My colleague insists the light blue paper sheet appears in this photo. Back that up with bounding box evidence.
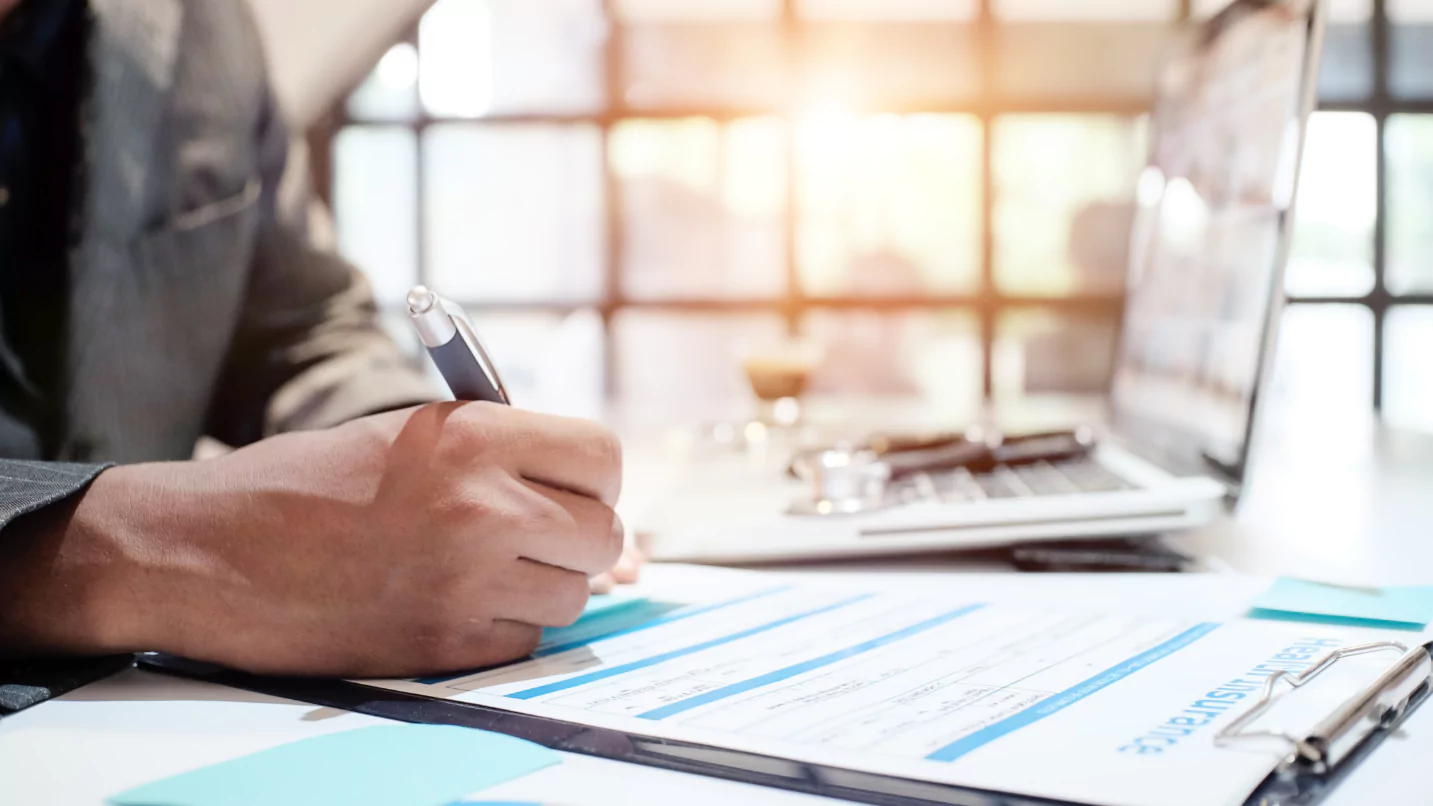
[580,593,649,620]
[109,724,560,806]
[1247,577,1433,630]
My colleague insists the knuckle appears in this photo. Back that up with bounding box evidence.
[433,477,500,534]
[424,562,477,605]
[450,408,497,452]
[550,575,591,627]
[447,402,517,456]
[409,619,477,671]
[509,483,571,537]
[456,399,508,424]
[445,471,548,536]
[511,623,543,658]
[472,623,541,667]
[585,427,624,502]
[593,428,623,475]
[594,508,624,567]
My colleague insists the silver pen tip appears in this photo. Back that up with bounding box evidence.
[407,285,436,314]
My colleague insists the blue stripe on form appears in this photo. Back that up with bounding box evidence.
[416,586,791,686]
[535,586,790,659]
[925,622,1221,762]
[637,603,988,720]
[506,593,876,701]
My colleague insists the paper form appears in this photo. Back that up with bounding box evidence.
[365,580,1412,806]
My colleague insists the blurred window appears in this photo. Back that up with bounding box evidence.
[328,0,1429,425]
[332,127,418,305]
[799,0,975,19]
[613,117,787,299]
[1286,112,1377,297]
[1386,115,1433,295]
[804,310,983,415]
[995,0,1176,21]
[993,115,1144,296]
[618,0,785,110]
[1390,0,1433,99]
[803,22,981,108]
[617,0,779,19]
[423,124,604,303]
[614,312,787,421]
[1385,306,1433,432]
[346,43,419,122]
[994,311,1118,401]
[418,0,605,117]
[1265,305,1374,429]
[797,114,982,297]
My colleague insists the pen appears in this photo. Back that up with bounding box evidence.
[406,285,510,404]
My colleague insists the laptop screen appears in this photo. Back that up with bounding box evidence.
[1109,0,1325,481]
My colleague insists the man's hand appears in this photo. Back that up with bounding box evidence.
[0,403,624,678]
[589,546,644,594]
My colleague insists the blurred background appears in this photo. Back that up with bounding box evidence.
[250,0,1433,431]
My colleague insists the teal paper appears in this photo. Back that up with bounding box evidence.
[581,593,649,620]
[109,725,560,806]
[534,596,681,658]
[1248,577,1433,630]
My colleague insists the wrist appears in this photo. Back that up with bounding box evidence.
[0,463,197,658]
[59,465,164,654]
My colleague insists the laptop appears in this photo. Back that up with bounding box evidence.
[641,0,1328,565]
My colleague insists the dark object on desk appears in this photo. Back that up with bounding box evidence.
[866,432,968,455]
[881,438,992,480]
[1007,536,1192,573]
[882,428,1097,481]
[991,429,1097,468]
[789,428,1096,482]
[782,428,1137,524]
[0,654,133,716]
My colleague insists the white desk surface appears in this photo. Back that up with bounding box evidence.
[4,399,1432,805]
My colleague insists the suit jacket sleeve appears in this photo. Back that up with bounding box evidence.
[204,87,438,447]
[0,461,108,533]
[0,460,115,704]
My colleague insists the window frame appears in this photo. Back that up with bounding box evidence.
[311,0,1432,408]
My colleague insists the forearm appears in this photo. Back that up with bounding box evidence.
[0,467,174,659]
[3,403,626,679]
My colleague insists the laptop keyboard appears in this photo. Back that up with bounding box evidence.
[885,458,1137,506]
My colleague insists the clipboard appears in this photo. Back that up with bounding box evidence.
[138,638,1433,806]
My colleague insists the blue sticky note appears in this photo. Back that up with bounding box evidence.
[1248,577,1433,630]
[417,595,673,686]
[581,593,649,621]
[109,725,560,806]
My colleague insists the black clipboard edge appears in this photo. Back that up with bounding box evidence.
[136,653,1083,806]
[136,652,1418,806]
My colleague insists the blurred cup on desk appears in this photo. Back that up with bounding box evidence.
[741,339,824,429]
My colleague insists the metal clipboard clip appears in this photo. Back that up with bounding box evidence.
[1215,641,1433,775]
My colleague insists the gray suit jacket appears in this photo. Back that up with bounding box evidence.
[0,0,437,706]
[0,0,435,532]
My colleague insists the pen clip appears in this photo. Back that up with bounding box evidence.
[440,297,511,406]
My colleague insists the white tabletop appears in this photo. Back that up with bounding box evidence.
[4,567,1431,806]
[4,398,1432,805]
